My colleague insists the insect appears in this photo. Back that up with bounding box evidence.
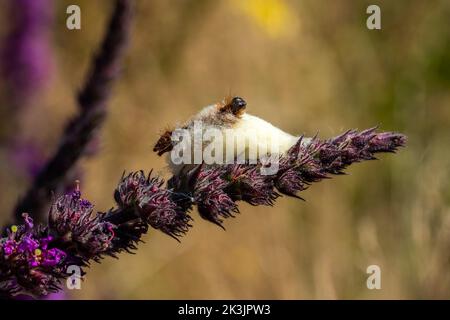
[154,96,310,175]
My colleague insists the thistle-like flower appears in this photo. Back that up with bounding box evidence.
[49,185,115,261]
[114,171,192,240]
[225,164,280,206]
[192,166,239,227]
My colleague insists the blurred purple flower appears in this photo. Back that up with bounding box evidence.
[8,140,47,178]
[43,290,66,300]
[13,0,133,224]
[3,0,54,185]
[2,0,54,106]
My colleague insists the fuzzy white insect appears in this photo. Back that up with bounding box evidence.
[154,96,310,175]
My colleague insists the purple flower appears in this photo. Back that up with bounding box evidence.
[225,164,279,206]
[275,167,308,199]
[115,171,192,240]
[192,167,239,227]
[0,214,67,296]
[2,0,54,106]
[41,248,67,267]
[3,240,16,257]
[8,141,47,178]
[17,235,39,256]
[49,187,115,259]
[114,171,149,207]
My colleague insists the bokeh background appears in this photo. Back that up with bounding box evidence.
[1,0,450,299]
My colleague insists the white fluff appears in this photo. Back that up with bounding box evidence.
[232,113,302,158]
[166,104,309,175]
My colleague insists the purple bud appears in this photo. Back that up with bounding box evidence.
[275,168,307,199]
[193,167,239,227]
[225,164,279,206]
[114,171,192,239]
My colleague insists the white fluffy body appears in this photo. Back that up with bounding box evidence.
[167,103,309,175]
[233,113,302,157]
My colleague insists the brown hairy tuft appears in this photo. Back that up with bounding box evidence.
[153,129,174,156]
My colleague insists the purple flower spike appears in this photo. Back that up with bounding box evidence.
[1,127,406,298]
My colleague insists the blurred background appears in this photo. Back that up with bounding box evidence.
[1,0,450,299]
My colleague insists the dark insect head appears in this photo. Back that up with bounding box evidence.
[219,96,247,117]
